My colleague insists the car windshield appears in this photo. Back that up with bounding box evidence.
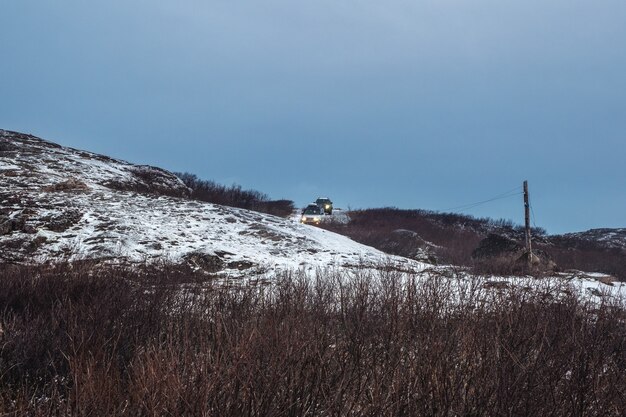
[304,207,320,214]
[317,199,330,205]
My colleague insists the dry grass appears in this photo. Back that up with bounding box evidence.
[320,208,626,280]
[175,172,295,218]
[1,262,626,416]
[541,242,626,281]
[42,179,89,193]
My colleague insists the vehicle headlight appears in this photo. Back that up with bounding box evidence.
[325,204,330,209]
[314,217,320,221]
[301,216,306,222]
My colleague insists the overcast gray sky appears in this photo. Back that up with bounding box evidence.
[1,0,625,233]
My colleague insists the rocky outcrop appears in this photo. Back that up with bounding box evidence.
[44,210,83,233]
[1,129,190,200]
[0,129,425,277]
[472,234,524,259]
[101,166,191,198]
[377,229,439,264]
[183,252,226,273]
[473,234,557,274]
[0,215,36,235]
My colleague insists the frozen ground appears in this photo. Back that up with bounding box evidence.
[1,129,624,299]
[0,130,426,278]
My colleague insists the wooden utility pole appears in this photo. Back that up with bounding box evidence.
[523,180,532,269]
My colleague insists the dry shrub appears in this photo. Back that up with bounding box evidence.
[321,208,485,265]
[42,179,89,192]
[175,172,294,217]
[543,242,626,281]
[1,263,626,416]
[101,166,190,199]
[321,208,624,281]
[0,170,19,177]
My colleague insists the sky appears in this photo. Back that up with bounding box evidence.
[1,0,625,234]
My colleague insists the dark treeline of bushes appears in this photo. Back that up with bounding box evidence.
[320,208,526,266]
[175,172,294,217]
[2,262,626,416]
[344,208,546,238]
[543,239,626,282]
[321,208,625,280]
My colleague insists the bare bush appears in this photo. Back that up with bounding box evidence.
[1,263,626,416]
[101,166,190,198]
[542,243,626,281]
[320,208,485,265]
[321,208,624,280]
[42,179,89,192]
[175,172,294,217]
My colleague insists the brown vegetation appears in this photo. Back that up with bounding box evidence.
[102,167,190,198]
[320,208,625,280]
[175,172,294,218]
[42,179,89,193]
[320,208,500,266]
[541,241,626,282]
[1,262,626,416]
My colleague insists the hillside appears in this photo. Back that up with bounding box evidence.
[0,130,423,277]
[554,228,626,251]
[2,128,623,282]
[319,208,626,280]
[3,129,626,417]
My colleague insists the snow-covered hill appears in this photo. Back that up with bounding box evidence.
[0,130,425,277]
[555,229,626,251]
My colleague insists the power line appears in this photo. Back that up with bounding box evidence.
[439,186,523,213]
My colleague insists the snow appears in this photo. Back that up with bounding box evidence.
[0,162,20,170]
[561,228,626,250]
[1,129,623,300]
[291,208,350,225]
[0,130,427,277]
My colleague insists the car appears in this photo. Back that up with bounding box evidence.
[301,204,323,224]
[315,197,333,215]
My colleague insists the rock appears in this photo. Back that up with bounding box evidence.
[0,215,26,235]
[377,229,439,264]
[23,225,37,234]
[472,234,524,259]
[227,260,255,270]
[46,210,83,232]
[473,234,557,274]
[0,216,12,235]
[26,236,47,253]
[184,252,225,273]
[101,166,191,198]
